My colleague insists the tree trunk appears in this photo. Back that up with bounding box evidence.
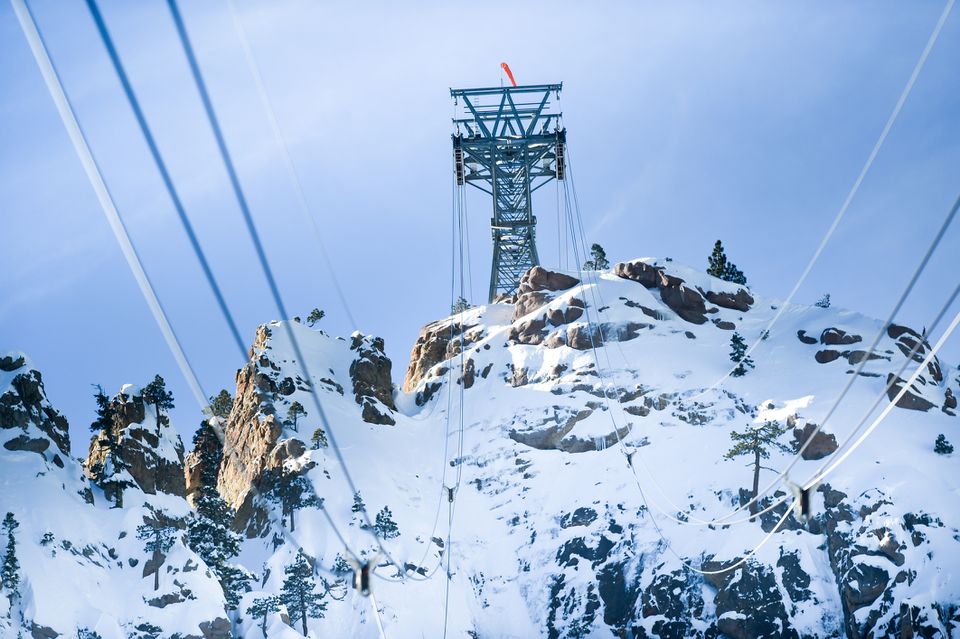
[300,593,307,636]
[290,505,296,533]
[750,448,761,515]
[155,403,162,443]
[261,610,267,638]
[153,549,161,591]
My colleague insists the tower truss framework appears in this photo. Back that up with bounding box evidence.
[451,83,565,302]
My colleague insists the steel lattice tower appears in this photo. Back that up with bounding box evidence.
[451,83,565,302]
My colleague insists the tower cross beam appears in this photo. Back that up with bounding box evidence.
[451,82,565,302]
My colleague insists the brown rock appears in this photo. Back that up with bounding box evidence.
[792,423,838,460]
[349,334,397,424]
[797,330,817,345]
[886,374,935,412]
[704,288,754,312]
[614,261,667,288]
[659,285,708,324]
[516,266,579,294]
[820,327,861,346]
[403,319,477,392]
[815,350,841,364]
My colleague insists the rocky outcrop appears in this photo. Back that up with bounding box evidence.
[403,319,479,392]
[792,422,838,460]
[216,325,285,534]
[885,373,936,412]
[513,266,579,321]
[85,389,186,497]
[349,333,396,425]
[703,288,754,312]
[0,353,70,468]
[615,260,710,324]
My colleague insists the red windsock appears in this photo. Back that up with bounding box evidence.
[501,62,518,87]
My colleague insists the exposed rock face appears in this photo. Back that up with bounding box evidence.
[792,422,838,460]
[349,333,396,425]
[513,266,579,320]
[85,389,186,497]
[615,260,710,324]
[0,353,70,468]
[403,318,478,392]
[702,560,799,639]
[704,288,754,312]
[885,374,936,412]
[820,327,862,346]
[216,324,285,534]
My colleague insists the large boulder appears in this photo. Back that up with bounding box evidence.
[792,422,838,460]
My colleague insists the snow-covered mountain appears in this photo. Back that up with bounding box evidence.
[2,258,959,638]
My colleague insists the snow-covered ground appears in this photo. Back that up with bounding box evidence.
[2,257,958,638]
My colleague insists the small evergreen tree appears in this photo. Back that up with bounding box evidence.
[582,243,610,271]
[208,390,234,420]
[1,513,20,607]
[935,434,954,455]
[268,468,321,533]
[707,240,747,285]
[142,374,175,439]
[306,308,325,326]
[331,554,350,577]
[374,506,400,539]
[729,332,755,377]
[89,385,134,508]
[77,630,103,639]
[310,428,328,449]
[815,294,831,309]
[285,401,306,432]
[246,595,280,638]
[191,420,224,490]
[281,551,327,635]
[136,515,179,591]
[724,421,790,514]
[351,491,367,527]
[451,296,471,314]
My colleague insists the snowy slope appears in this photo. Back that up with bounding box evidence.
[3,256,960,638]
[0,353,229,639]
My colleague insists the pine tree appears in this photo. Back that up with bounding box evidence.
[77,630,102,639]
[815,293,831,309]
[142,374,175,440]
[374,506,400,539]
[707,240,748,285]
[268,468,322,533]
[136,515,179,591]
[246,595,280,638]
[310,427,328,449]
[208,390,234,420]
[280,551,327,636]
[1,513,20,607]
[935,434,954,455]
[582,243,610,271]
[89,386,133,508]
[331,554,350,577]
[351,491,367,527]
[285,401,306,432]
[451,296,471,314]
[724,421,791,514]
[191,421,224,490]
[729,332,755,377]
[306,308,325,326]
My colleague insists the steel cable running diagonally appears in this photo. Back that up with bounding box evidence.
[163,0,445,584]
[79,0,375,569]
[554,172,800,575]
[558,163,960,574]
[565,151,960,528]
[677,0,953,407]
[12,0,366,595]
[562,138,960,527]
[225,0,358,330]
[558,0,955,522]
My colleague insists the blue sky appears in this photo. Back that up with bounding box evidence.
[2,0,958,455]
